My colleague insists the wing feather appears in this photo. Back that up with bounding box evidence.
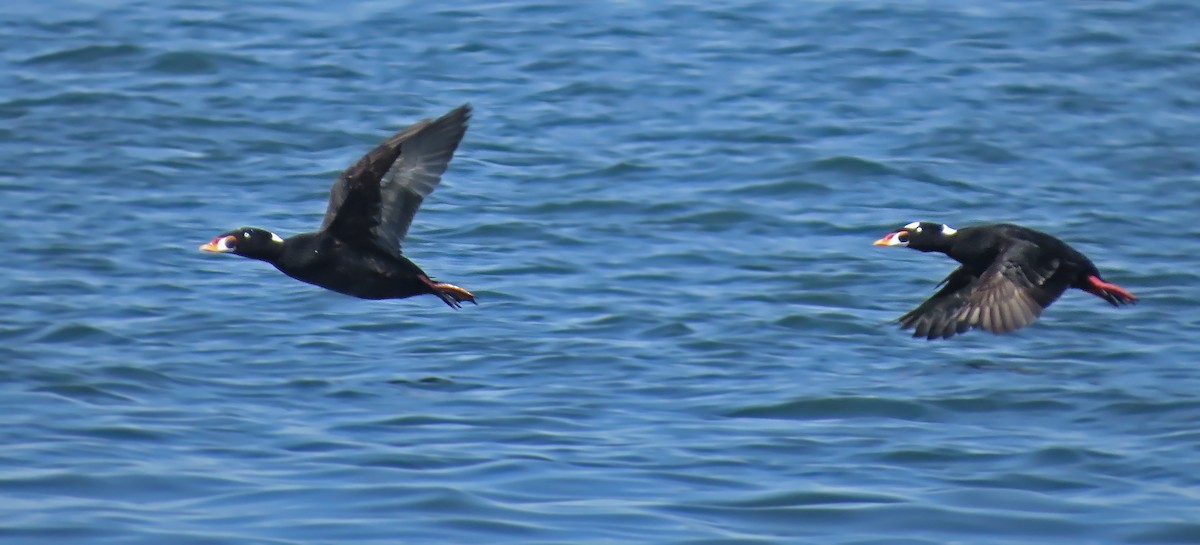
[896,241,1072,339]
[320,104,471,253]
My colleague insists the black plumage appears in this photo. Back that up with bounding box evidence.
[874,222,1135,339]
[200,104,476,308]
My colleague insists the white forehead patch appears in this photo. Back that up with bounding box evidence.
[271,233,284,244]
[941,224,958,236]
[904,221,921,230]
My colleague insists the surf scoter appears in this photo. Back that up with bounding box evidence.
[874,221,1135,339]
[200,104,476,308]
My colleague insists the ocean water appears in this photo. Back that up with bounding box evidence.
[3,1,1200,543]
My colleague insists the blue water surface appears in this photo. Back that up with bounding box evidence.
[3,1,1200,544]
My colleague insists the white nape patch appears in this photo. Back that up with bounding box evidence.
[270,233,284,244]
[904,221,921,230]
[941,224,958,236]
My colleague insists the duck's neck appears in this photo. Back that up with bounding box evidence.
[912,235,958,256]
[245,239,287,264]
[942,230,994,266]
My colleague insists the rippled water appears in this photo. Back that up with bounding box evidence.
[3,1,1200,543]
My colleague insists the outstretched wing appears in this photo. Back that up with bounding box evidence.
[897,241,1069,339]
[320,104,471,253]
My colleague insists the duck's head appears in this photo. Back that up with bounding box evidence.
[200,227,284,260]
[873,221,958,252]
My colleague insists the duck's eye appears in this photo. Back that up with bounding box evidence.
[897,232,910,243]
[243,231,252,239]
